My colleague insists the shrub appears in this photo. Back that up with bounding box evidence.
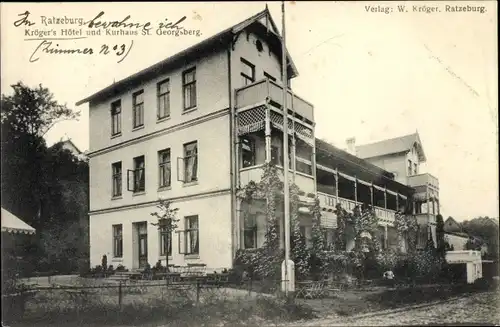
[472,277,491,291]
[101,255,107,272]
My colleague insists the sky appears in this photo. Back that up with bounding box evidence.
[1,1,498,221]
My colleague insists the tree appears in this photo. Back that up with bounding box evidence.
[150,198,180,269]
[1,82,85,275]
[1,82,81,229]
[1,82,79,137]
[435,214,446,259]
[462,217,499,259]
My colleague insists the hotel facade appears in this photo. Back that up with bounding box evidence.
[78,9,440,271]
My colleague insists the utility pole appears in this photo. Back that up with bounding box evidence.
[281,0,293,297]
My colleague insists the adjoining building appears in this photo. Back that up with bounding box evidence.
[77,8,440,271]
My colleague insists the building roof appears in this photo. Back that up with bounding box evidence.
[355,132,427,163]
[58,139,82,155]
[444,216,461,226]
[1,207,36,235]
[76,7,298,106]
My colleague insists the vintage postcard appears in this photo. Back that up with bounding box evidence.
[1,1,498,326]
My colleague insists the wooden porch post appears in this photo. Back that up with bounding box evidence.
[384,186,387,209]
[384,225,388,249]
[370,183,374,206]
[265,104,271,163]
[354,177,358,204]
[335,168,339,203]
[396,193,399,212]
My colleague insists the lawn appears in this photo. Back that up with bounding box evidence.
[5,276,498,326]
[6,276,312,327]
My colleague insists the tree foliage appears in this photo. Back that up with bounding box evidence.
[1,82,86,275]
[1,82,79,137]
[150,198,180,269]
[435,214,446,259]
[461,217,499,259]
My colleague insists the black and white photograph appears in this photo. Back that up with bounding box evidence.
[1,1,498,326]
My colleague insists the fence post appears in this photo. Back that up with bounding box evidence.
[248,277,252,296]
[118,281,122,310]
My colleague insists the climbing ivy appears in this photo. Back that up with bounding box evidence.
[394,211,418,254]
[235,162,322,280]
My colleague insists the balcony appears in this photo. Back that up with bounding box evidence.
[235,79,314,122]
[408,173,439,190]
[317,192,396,224]
[239,165,315,195]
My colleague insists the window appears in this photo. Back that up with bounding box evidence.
[241,136,255,168]
[113,224,123,258]
[243,214,257,249]
[159,218,172,256]
[158,149,171,188]
[111,100,122,136]
[183,141,198,183]
[112,162,122,197]
[296,157,313,175]
[133,156,145,192]
[264,72,276,82]
[182,68,197,110]
[185,216,199,255]
[133,91,144,128]
[407,160,412,176]
[241,58,255,86]
[157,79,170,119]
[413,163,418,175]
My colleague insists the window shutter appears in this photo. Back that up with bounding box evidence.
[177,230,186,254]
[177,157,185,182]
[127,170,135,191]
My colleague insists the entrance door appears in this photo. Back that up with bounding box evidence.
[137,222,148,269]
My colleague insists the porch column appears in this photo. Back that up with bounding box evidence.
[370,183,374,206]
[311,127,317,195]
[437,199,440,215]
[335,169,339,203]
[426,186,430,217]
[354,177,358,204]
[384,187,387,209]
[384,225,388,249]
[265,105,271,162]
[396,193,399,211]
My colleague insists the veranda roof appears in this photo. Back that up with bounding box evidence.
[1,207,36,235]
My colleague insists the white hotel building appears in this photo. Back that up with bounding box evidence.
[78,9,440,271]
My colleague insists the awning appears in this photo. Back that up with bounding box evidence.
[1,207,36,235]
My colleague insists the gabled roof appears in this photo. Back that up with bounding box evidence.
[76,7,298,106]
[57,139,82,155]
[355,132,427,162]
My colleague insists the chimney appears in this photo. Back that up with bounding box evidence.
[346,137,356,155]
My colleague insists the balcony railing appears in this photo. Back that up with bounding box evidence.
[317,192,396,223]
[408,173,439,189]
[235,79,314,122]
[239,165,315,195]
